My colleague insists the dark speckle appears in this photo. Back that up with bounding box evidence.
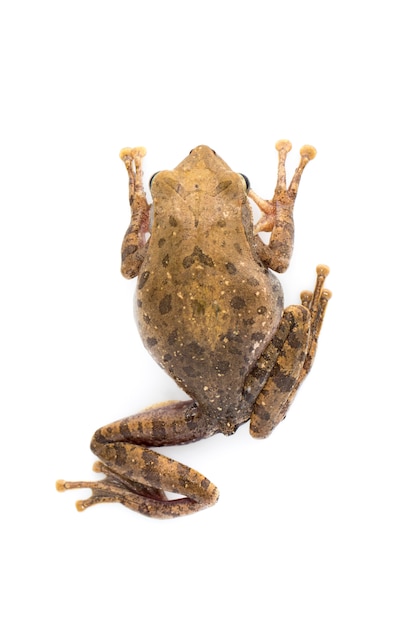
[162,253,170,267]
[169,215,178,227]
[257,306,267,315]
[216,361,230,374]
[183,255,194,269]
[183,365,198,377]
[225,262,237,275]
[115,445,128,467]
[122,244,138,261]
[231,296,246,310]
[147,337,158,348]
[138,271,150,289]
[253,404,271,422]
[159,294,172,315]
[186,341,205,357]
[168,329,178,345]
[183,246,214,269]
[251,332,266,342]
[251,366,266,380]
[158,238,166,248]
[151,421,167,443]
[196,247,214,267]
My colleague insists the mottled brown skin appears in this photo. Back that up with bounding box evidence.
[57,140,331,518]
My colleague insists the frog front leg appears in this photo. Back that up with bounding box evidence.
[119,146,151,278]
[56,401,220,518]
[250,140,317,273]
[246,265,331,439]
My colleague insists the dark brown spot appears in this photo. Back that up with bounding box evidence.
[158,238,166,248]
[257,306,267,315]
[217,218,226,228]
[214,180,232,194]
[151,421,167,443]
[168,329,178,345]
[243,389,255,404]
[183,365,198,377]
[273,372,297,393]
[169,215,178,227]
[253,404,271,422]
[247,277,260,286]
[183,246,214,269]
[137,299,142,308]
[231,296,246,310]
[92,429,107,446]
[250,365,266,380]
[225,262,237,274]
[196,247,214,267]
[138,271,150,289]
[201,478,210,490]
[162,253,170,267]
[159,294,172,315]
[122,244,138,261]
[115,444,128,466]
[234,242,243,255]
[251,332,266,342]
[183,255,194,269]
[163,353,172,362]
[119,420,132,440]
[186,341,205,357]
[216,361,230,374]
[147,337,158,347]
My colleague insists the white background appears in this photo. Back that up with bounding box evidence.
[1,1,416,624]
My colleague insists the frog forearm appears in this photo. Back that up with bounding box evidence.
[119,147,151,278]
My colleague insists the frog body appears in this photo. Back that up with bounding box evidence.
[57,140,331,518]
[137,146,283,433]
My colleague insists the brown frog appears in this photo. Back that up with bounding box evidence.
[57,140,331,518]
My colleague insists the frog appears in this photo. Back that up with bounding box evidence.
[57,139,331,519]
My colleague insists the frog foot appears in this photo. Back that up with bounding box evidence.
[56,461,168,512]
[299,264,332,377]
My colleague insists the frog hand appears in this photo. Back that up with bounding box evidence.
[250,140,316,273]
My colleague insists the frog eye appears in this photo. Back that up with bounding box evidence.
[239,173,250,190]
[149,172,160,187]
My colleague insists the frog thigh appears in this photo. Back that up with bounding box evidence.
[249,305,310,439]
[57,400,219,519]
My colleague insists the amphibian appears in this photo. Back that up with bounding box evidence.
[57,140,331,518]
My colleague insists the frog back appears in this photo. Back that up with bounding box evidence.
[135,196,283,417]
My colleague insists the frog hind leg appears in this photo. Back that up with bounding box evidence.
[248,265,332,439]
[56,400,220,519]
